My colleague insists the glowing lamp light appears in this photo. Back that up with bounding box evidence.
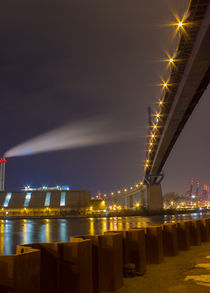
[135,184,139,188]
[130,186,133,190]
[111,192,114,196]
[124,188,127,192]
[117,190,121,194]
[156,113,160,118]
[148,149,152,153]
[178,21,183,28]
[163,83,167,88]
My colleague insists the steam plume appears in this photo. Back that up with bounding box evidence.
[4,116,139,158]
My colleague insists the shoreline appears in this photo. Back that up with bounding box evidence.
[0,209,209,220]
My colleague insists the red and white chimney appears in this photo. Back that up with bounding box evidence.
[0,158,6,191]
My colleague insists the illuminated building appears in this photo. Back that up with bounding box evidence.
[0,189,91,217]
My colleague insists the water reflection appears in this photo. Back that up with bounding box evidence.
[0,221,4,254]
[89,218,94,235]
[45,219,50,243]
[0,212,209,255]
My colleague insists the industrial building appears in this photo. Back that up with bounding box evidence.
[0,158,92,217]
[0,189,91,217]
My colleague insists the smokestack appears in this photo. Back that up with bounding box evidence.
[0,158,6,191]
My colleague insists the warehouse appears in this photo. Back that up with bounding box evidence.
[0,188,91,217]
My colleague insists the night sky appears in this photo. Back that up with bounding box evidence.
[1,0,210,196]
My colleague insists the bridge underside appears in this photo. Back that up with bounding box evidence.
[148,1,210,182]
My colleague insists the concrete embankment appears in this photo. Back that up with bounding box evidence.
[0,217,209,292]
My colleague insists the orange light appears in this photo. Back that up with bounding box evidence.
[178,21,183,28]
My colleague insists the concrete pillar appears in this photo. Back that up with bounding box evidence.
[128,195,133,208]
[146,184,163,211]
[140,189,145,207]
[123,198,127,209]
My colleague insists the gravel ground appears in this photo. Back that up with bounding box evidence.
[109,242,210,293]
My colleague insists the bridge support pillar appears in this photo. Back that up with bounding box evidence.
[128,195,133,208]
[146,184,163,211]
[140,189,145,206]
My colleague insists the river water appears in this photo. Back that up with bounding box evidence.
[0,212,209,255]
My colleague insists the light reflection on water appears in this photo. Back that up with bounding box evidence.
[0,212,209,255]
